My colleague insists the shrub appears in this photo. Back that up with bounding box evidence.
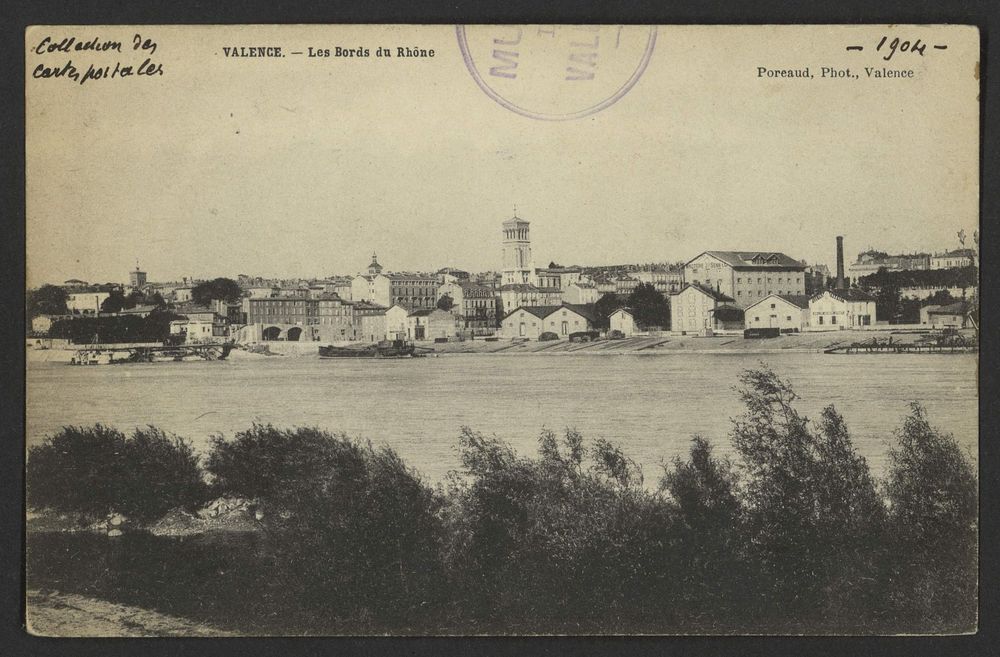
[27,425,206,522]
[118,427,207,521]
[27,425,126,520]
[445,427,676,633]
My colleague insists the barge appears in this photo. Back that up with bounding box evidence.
[319,339,418,359]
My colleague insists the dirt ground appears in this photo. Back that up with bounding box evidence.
[25,589,236,637]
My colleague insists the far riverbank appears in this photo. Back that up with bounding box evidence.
[26,328,962,363]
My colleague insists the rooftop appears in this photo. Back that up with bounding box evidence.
[691,251,805,270]
[678,283,736,303]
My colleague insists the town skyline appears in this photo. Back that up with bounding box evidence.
[27,215,977,288]
[27,26,977,289]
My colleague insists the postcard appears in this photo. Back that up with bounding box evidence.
[25,24,979,636]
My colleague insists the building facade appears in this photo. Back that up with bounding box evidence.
[438,281,499,335]
[129,267,147,290]
[499,283,563,316]
[670,283,738,334]
[744,294,811,332]
[67,291,111,314]
[500,304,595,340]
[684,251,806,308]
[563,281,600,305]
[808,289,876,328]
[930,249,975,270]
[633,268,684,295]
[609,308,638,336]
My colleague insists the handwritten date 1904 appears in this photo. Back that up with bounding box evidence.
[876,36,929,61]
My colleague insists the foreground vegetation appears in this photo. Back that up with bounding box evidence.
[26,367,977,635]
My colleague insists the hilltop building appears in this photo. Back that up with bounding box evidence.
[930,249,975,270]
[129,265,147,290]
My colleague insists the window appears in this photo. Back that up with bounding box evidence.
[770,303,775,309]
[786,316,792,321]
[832,316,837,325]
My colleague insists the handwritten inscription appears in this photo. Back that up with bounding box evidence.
[844,35,949,61]
[30,33,164,85]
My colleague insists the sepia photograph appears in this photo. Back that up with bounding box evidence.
[23,24,980,637]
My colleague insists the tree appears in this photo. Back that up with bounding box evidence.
[26,425,206,522]
[593,293,625,329]
[437,294,455,311]
[730,366,885,623]
[125,289,145,309]
[100,289,127,314]
[626,282,671,329]
[882,403,978,631]
[192,277,242,305]
[875,281,901,322]
[925,289,957,306]
[27,284,68,317]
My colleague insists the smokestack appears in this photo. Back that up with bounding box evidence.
[835,236,845,289]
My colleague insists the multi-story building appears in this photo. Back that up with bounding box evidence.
[930,249,975,270]
[245,294,390,342]
[563,281,600,305]
[633,268,684,295]
[67,291,111,315]
[848,250,932,278]
[350,253,438,311]
[684,251,806,309]
[614,274,639,295]
[499,283,563,316]
[670,283,740,334]
[437,281,498,335]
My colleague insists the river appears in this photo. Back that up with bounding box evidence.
[26,352,978,483]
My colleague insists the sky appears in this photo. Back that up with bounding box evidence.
[26,25,979,287]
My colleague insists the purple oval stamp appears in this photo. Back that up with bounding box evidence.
[456,25,657,121]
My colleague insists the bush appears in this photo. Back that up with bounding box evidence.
[27,425,206,522]
[444,427,676,633]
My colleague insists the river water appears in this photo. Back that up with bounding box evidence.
[26,352,978,484]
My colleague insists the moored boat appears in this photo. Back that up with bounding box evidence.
[319,339,417,359]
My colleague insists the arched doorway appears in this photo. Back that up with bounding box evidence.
[286,326,303,342]
[262,326,281,341]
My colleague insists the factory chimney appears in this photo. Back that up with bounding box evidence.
[835,235,846,289]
